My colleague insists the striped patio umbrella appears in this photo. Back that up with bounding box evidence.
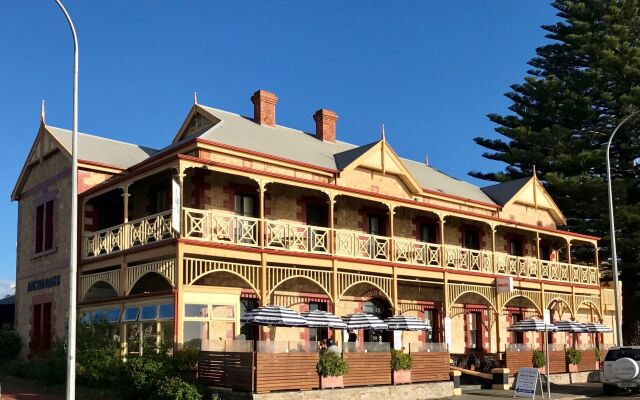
[554,320,588,333]
[341,313,388,330]
[240,305,308,327]
[581,322,613,333]
[301,310,347,329]
[507,318,557,332]
[384,315,432,331]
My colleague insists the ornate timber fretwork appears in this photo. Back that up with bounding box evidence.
[497,289,543,315]
[337,271,393,306]
[544,292,574,319]
[574,293,602,319]
[183,257,261,298]
[398,302,427,315]
[79,269,120,301]
[448,283,498,312]
[267,265,333,301]
[127,259,176,294]
[271,293,331,308]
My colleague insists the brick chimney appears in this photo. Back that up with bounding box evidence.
[251,90,278,127]
[313,109,338,143]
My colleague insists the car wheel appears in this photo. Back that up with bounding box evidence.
[602,384,617,395]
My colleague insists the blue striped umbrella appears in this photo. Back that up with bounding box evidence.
[384,315,432,331]
[301,310,347,329]
[341,313,388,330]
[241,305,308,327]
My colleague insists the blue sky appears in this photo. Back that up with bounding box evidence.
[0,1,559,291]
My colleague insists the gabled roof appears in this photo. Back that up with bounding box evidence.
[47,125,158,169]
[0,295,15,305]
[12,124,158,201]
[483,176,566,225]
[182,104,497,204]
[481,177,531,205]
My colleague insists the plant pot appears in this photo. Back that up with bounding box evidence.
[568,363,578,373]
[392,369,412,385]
[320,375,344,389]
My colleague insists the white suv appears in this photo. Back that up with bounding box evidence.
[601,346,640,395]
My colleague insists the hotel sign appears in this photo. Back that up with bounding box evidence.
[496,276,514,294]
[172,178,181,234]
[27,275,60,292]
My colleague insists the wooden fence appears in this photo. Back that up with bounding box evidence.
[547,350,566,374]
[576,349,597,372]
[255,353,319,393]
[505,351,533,376]
[411,352,451,382]
[343,352,392,387]
[199,351,254,391]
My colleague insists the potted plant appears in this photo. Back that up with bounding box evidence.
[532,349,546,374]
[565,347,582,373]
[391,349,413,385]
[317,351,348,389]
[595,347,602,370]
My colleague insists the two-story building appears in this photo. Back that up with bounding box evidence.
[12,90,617,357]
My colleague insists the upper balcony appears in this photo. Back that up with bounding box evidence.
[80,168,599,287]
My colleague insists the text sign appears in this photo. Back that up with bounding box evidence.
[444,317,452,348]
[496,276,514,294]
[514,367,540,398]
[27,275,60,292]
[543,309,551,325]
[172,178,181,234]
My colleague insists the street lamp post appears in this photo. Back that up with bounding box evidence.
[606,109,640,347]
[52,1,79,399]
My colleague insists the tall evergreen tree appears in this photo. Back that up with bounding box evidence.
[471,0,640,339]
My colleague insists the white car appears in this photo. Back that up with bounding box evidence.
[600,346,640,395]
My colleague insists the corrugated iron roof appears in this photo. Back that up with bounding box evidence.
[481,177,531,205]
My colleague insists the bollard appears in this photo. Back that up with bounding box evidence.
[492,368,510,390]
[450,370,462,396]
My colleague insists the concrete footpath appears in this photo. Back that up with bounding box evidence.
[441,383,635,399]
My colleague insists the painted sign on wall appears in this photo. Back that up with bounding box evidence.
[27,275,60,292]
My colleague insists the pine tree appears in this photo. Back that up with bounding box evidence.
[471,0,640,338]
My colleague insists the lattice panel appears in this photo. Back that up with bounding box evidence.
[80,269,120,300]
[544,292,574,318]
[574,294,602,317]
[337,271,393,306]
[183,258,261,297]
[128,259,175,293]
[498,289,542,314]
[267,265,333,300]
[448,283,497,311]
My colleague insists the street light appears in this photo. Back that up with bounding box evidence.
[606,109,640,347]
[52,1,79,399]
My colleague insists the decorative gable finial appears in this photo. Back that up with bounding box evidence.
[532,164,538,209]
[532,164,537,180]
[381,124,386,142]
[381,124,386,175]
[193,91,198,105]
[40,99,45,123]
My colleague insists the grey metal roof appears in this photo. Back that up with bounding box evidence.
[47,125,158,170]
[481,177,531,205]
[0,295,15,305]
[196,105,497,205]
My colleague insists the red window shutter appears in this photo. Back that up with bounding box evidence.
[44,201,54,250]
[35,205,44,253]
[31,304,42,353]
[42,303,52,350]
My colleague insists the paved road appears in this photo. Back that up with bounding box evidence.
[443,383,637,400]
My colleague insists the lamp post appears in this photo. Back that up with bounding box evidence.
[52,1,78,399]
[606,109,640,347]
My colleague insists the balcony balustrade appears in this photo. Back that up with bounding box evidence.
[81,208,599,286]
[83,211,174,259]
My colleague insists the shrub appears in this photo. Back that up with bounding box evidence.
[75,322,123,387]
[565,347,582,366]
[15,342,67,385]
[316,351,348,377]
[532,349,546,368]
[0,328,21,362]
[390,349,413,371]
[595,347,602,362]
[154,376,202,400]
[122,356,170,398]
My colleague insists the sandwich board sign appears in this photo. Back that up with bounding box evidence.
[514,367,544,398]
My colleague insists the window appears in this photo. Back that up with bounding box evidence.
[35,200,55,253]
[234,193,255,217]
[240,298,258,341]
[463,228,480,250]
[512,313,524,344]
[309,302,328,343]
[468,312,480,350]
[509,238,524,257]
[140,305,158,321]
[540,244,551,261]
[306,204,327,227]
[185,304,208,318]
[363,300,389,343]
[158,304,174,319]
[424,308,440,343]
[122,307,140,322]
[420,223,437,243]
[155,189,168,213]
[368,215,382,235]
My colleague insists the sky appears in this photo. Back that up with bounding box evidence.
[0,1,560,290]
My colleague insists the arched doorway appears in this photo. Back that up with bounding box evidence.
[363,298,392,343]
